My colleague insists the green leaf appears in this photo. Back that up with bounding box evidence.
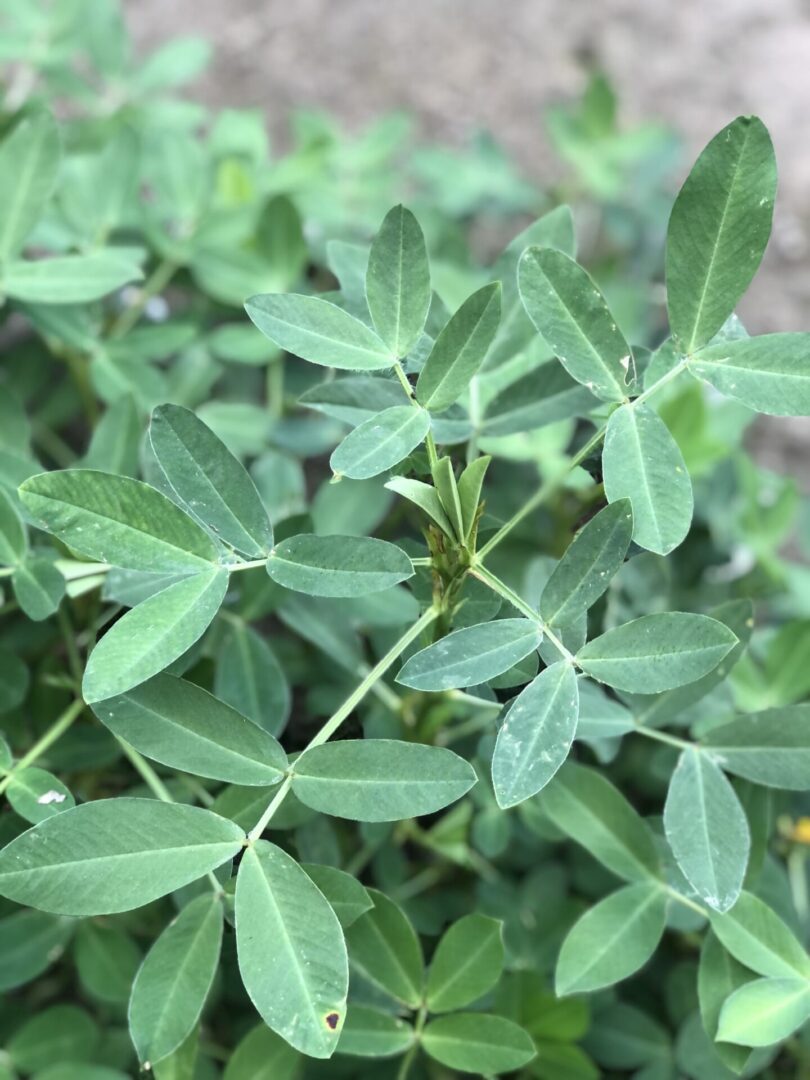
[75,921,141,1005]
[129,893,224,1065]
[245,293,391,370]
[235,840,348,1058]
[422,1013,536,1074]
[215,622,290,737]
[431,455,465,540]
[698,931,756,1073]
[93,674,287,785]
[397,618,543,691]
[336,1006,414,1058]
[7,1005,98,1074]
[19,470,219,574]
[664,749,749,913]
[0,109,60,260]
[576,612,737,693]
[366,205,431,358]
[330,405,430,480]
[690,333,810,417]
[717,977,810,1047]
[456,454,491,541]
[666,116,776,353]
[576,677,636,739]
[82,568,228,703]
[0,909,74,992]
[0,650,28,713]
[518,247,632,401]
[345,889,423,1007]
[426,913,504,1013]
[4,253,143,303]
[384,476,454,536]
[292,739,476,821]
[540,500,633,626]
[602,404,693,555]
[710,892,810,979]
[492,661,579,808]
[701,705,810,789]
[223,1024,302,1080]
[0,798,243,916]
[416,282,502,412]
[555,882,667,994]
[149,405,274,558]
[6,766,74,824]
[537,761,660,882]
[0,487,26,564]
[266,534,412,597]
[301,864,373,928]
[12,556,64,621]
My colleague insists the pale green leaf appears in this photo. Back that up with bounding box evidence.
[336,1006,414,1058]
[366,204,431,358]
[214,622,291,737]
[4,252,142,303]
[536,761,660,882]
[0,798,243,916]
[82,568,228,703]
[603,403,693,555]
[292,739,476,821]
[266,534,413,597]
[150,404,274,557]
[701,705,810,790]
[301,864,373,928]
[235,841,348,1058]
[245,293,391,370]
[6,766,74,824]
[666,116,776,353]
[426,913,504,1013]
[384,476,455,536]
[422,1013,536,1074]
[663,749,750,912]
[0,109,60,260]
[556,882,667,994]
[710,892,810,979]
[19,470,219,574]
[492,661,579,808]
[431,455,465,540]
[540,500,633,626]
[698,931,756,1074]
[416,282,502,412]
[397,618,543,692]
[92,673,287,784]
[129,893,223,1065]
[518,246,631,401]
[12,556,64,621]
[330,405,430,479]
[691,332,810,417]
[576,612,737,693]
[717,977,810,1047]
[345,889,423,1007]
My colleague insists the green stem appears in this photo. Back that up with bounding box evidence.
[664,883,708,918]
[117,739,174,802]
[58,605,84,687]
[471,564,575,664]
[229,558,270,572]
[0,699,84,796]
[397,1004,428,1080]
[633,725,692,751]
[248,605,439,841]
[109,258,178,339]
[266,356,285,420]
[393,360,439,466]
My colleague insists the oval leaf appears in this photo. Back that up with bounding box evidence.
[426,913,504,1014]
[0,799,243,916]
[422,1013,536,1074]
[701,705,810,790]
[397,618,543,692]
[603,404,693,556]
[576,612,737,693]
[717,976,810,1047]
[366,204,431,358]
[492,661,579,809]
[292,739,476,821]
[345,889,423,1008]
[330,405,430,480]
[267,534,413,598]
[235,841,348,1058]
[709,892,810,980]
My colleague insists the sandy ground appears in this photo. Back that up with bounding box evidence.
[127,0,810,469]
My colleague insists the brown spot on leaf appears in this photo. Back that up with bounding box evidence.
[325,1012,339,1030]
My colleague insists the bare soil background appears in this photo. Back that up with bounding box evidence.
[127,0,810,473]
